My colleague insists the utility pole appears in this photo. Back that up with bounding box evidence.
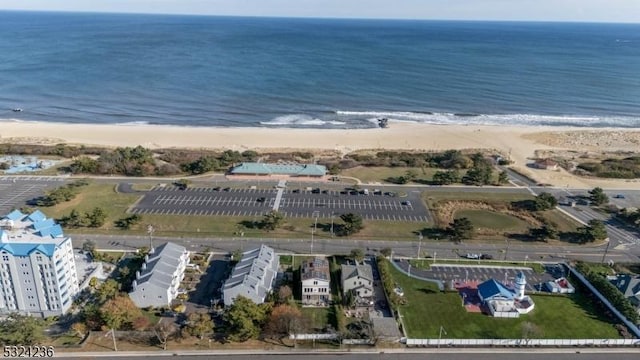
[147,224,155,250]
[311,211,319,254]
[601,239,611,264]
[330,212,334,237]
[504,238,510,261]
[417,233,423,258]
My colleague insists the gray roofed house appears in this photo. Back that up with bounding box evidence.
[610,274,640,307]
[223,245,279,306]
[341,263,374,301]
[129,242,190,308]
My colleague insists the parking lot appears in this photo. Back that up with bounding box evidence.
[415,263,554,292]
[130,185,431,222]
[0,177,64,214]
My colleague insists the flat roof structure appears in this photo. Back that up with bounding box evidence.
[230,162,327,177]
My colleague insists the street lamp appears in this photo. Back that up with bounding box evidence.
[417,233,423,258]
[311,211,320,254]
[147,224,155,250]
[330,212,335,238]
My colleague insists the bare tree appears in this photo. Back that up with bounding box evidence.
[154,322,178,350]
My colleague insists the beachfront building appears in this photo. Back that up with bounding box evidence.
[129,242,190,308]
[301,257,330,306]
[341,263,374,305]
[609,274,640,307]
[0,210,79,317]
[532,158,559,170]
[223,245,279,306]
[477,272,535,318]
[229,162,327,178]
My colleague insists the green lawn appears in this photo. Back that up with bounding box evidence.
[41,182,140,225]
[340,166,439,184]
[455,209,529,231]
[539,209,581,233]
[301,307,332,331]
[386,259,620,339]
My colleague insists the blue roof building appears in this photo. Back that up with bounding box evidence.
[477,279,515,302]
[0,210,80,317]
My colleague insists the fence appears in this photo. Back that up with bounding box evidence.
[406,338,640,347]
[289,334,338,340]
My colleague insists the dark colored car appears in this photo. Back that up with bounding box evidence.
[480,254,494,260]
[256,197,266,202]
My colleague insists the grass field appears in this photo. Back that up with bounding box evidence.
[454,209,529,231]
[42,182,140,226]
[340,166,439,184]
[301,307,332,331]
[423,191,534,208]
[386,259,621,339]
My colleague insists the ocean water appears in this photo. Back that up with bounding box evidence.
[0,11,639,128]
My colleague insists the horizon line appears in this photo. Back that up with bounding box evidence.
[1,9,639,25]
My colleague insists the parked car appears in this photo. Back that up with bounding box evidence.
[401,200,411,206]
[465,253,480,259]
[256,197,266,202]
[480,254,494,260]
[613,194,625,199]
[311,188,321,194]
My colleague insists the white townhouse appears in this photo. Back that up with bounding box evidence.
[223,245,279,306]
[301,257,330,306]
[341,263,374,301]
[0,210,79,317]
[129,242,190,308]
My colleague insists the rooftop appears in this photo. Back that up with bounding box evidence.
[135,242,188,289]
[231,162,327,176]
[301,257,330,281]
[0,210,68,257]
[341,263,373,284]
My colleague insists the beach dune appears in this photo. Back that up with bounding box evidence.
[0,120,638,189]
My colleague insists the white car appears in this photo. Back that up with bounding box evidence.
[466,253,480,259]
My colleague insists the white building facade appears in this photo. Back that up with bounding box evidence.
[129,242,190,308]
[341,264,374,301]
[223,245,279,306]
[301,257,330,306]
[0,210,79,317]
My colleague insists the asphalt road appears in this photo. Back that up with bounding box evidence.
[74,233,640,264]
[53,351,640,360]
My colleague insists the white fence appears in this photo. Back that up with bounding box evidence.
[289,334,338,340]
[406,338,640,347]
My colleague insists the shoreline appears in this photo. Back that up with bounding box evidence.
[1,120,639,189]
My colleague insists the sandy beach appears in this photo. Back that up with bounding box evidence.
[1,120,639,189]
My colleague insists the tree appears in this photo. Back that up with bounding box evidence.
[82,239,96,253]
[186,312,214,339]
[0,313,46,345]
[338,213,364,236]
[277,285,293,304]
[261,210,284,231]
[405,169,418,181]
[60,209,86,228]
[498,170,509,185]
[223,296,269,342]
[154,322,178,350]
[88,277,99,291]
[380,247,392,257]
[528,224,558,242]
[432,170,460,185]
[264,304,306,342]
[583,219,608,242]
[100,295,142,331]
[132,316,151,331]
[349,248,365,263]
[115,214,142,229]
[534,192,558,211]
[589,187,609,206]
[95,279,121,303]
[118,266,130,280]
[86,207,107,228]
[448,217,474,242]
[71,322,88,338]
